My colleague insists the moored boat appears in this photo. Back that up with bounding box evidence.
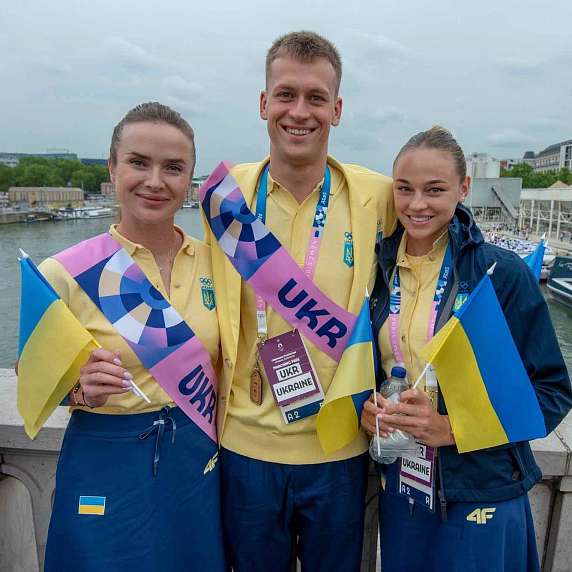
[547,256,572,308]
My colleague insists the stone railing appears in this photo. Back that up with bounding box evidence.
[1,368,571,572]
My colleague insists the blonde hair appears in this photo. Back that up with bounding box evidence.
[266,31,342,93]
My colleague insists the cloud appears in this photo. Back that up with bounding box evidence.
[347,29,417,60]
[162,75,202,97]
[487,129,536,147]
[164,95,204,116]
[366,108,406,126]
[33,56,72,75]
[497,57,542,76]
[337,129,383,152]
[526,116,563,129]
[102,36,165,72]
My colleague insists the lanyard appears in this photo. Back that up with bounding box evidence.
[388,242,452,364]
[254,164,332,336]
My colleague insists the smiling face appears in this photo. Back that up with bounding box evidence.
[393,147,470,255]
[260,56,342,168]
[109,121,194,233]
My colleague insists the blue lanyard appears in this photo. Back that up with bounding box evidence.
[389,242,452,332]
[255,164,331,232]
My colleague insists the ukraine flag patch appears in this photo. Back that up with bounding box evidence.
[78,496,106,515]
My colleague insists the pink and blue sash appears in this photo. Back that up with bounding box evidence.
[200,162,357,362]
[54,233,218,442]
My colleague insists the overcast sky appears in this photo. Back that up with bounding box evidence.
[1,0,571,176]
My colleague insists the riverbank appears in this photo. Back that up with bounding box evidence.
[1,211,571,370]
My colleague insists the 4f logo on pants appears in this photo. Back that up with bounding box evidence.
[466,507,496,524]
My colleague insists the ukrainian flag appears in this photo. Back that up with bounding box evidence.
[18,252,98,439]
[420,269,546,453]
[78,496,106,515]
[317,297,375,454]
[523,237,545,282]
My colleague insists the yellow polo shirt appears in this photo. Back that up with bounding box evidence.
[39,224,220,414]
[378,232,449,386]
[221,165,372,463]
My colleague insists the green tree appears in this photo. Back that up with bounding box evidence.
[554,168,572,185]
[0,164,15,193]
[500,162,567,188]
[70,170,97,193]
[52,159,83,185]
[17,164,55,187]
[47,171,66,187]
[17,156,50,168]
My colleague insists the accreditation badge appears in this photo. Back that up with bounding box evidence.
[398,443,436,512]
[258,330,324,424]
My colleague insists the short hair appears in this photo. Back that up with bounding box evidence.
[266,31,342,93]
[393,126,467,181]
[109,102,196,167]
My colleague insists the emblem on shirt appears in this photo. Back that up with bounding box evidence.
[200,277,216,311]
[203,451,219,475]
[453,293,469,312]
[343,231,354,268]
[78,496,106,516]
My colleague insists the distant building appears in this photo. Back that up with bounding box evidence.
[8,187,83,208]
[523,151,536,168]
[0,152,78,167]
[522,140,572,173]
[499,158,520,171]
[467,178,522,223]
[81,158,108,166]
[100,182,115,197]
[466,153,501,179]
[519,184,572,238]
[186,183,199,203]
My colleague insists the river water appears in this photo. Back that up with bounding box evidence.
[1,212,571,373]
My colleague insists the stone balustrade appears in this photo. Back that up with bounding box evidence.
[1,368,571,572]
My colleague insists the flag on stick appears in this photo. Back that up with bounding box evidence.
[420,268,546,453]
[17,252,98,438]
[316,296,375,454]
[523,235,546,282]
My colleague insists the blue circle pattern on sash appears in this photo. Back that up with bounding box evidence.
[97,250,193,356]
[203,173,281,281]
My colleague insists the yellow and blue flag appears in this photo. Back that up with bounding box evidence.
[78,496,106,515]
[523,238,545,282]
[17,252,98,439]
[316,297,376,454]
[420,269,546,453]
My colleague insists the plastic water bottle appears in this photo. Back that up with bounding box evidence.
[369,365,419,464]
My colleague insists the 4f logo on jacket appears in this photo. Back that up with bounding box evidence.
[466,507,496,524]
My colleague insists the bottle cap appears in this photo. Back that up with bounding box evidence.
[390,365,407,379]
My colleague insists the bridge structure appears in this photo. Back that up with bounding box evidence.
[519,187,572,240]
[1,370,572,571]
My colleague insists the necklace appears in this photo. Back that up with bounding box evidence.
[156,231,182,272]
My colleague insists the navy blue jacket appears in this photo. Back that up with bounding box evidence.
[370,204,572,504]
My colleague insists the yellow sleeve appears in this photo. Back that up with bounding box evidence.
[377,176,396,239]
[38,257,74,306]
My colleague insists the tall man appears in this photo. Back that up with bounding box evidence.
[204,31,394,571]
